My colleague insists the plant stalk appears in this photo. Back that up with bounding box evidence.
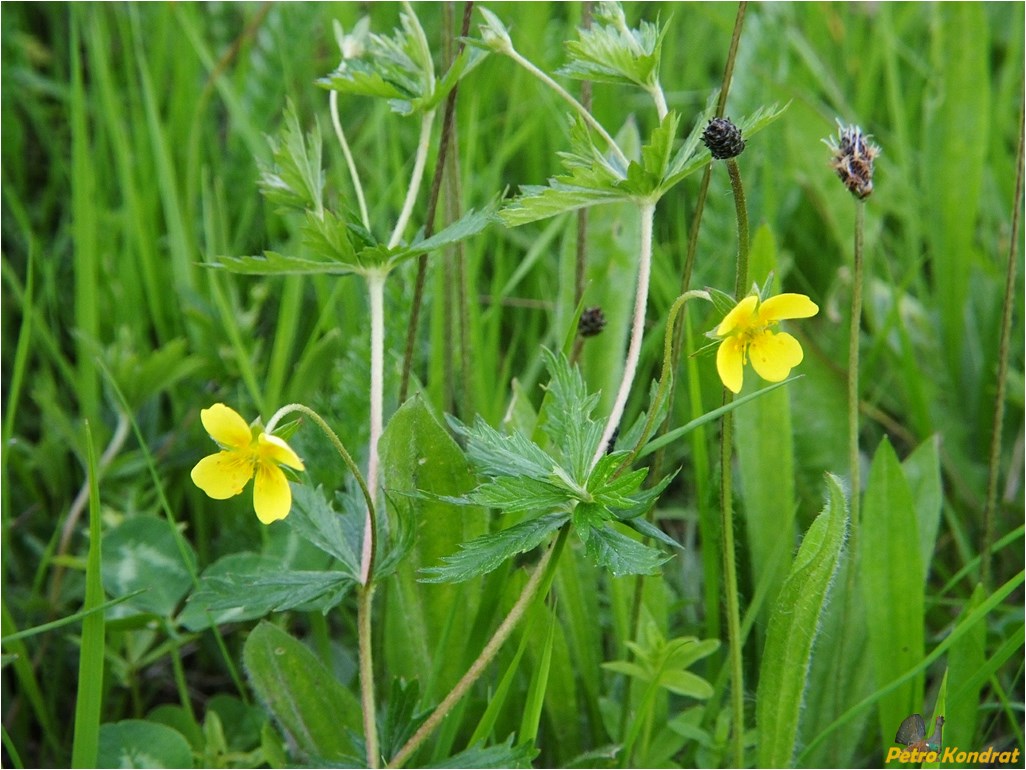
[591,201,657,469]
[364,271,386,584]
[389,110,436,249]
[387,526,570,768]
[330,90,371,231]
[358,583,380,768]
[848,201,865,547]
[982,100,1024,588]
[720,155,749,769]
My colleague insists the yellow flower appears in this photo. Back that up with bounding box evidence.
[714,293,819,394]
[191,403,305,524]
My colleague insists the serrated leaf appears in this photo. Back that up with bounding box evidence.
[423,735,537,769]
[557,6,667,89]
[420,513,569,583]
[469,476,574,515]
[591,466,649,508]
[500,178,631,227]
[318,10,432,115]
[639,111,680,185]
[189,568,353,616]
[258,102,324,214]
[625,517,683,552]
[447,414,557,480]
[583,524,669,576]
[288,485,361,577]
[302,209,359,265]
[540,349,603,481]
[379,679,429,763]
[210,250,355,276]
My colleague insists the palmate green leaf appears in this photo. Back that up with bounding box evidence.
[557,3,668,89]
[540,348,603,481]
[258,102,324,214]
[583,524,669,577]
[447,414,556,480]
[419,513,569,583]
[96,721,194,769]
[318,10,430,116]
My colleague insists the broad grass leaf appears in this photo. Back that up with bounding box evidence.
[243,622,362,762]
[861,438,924,750]
[756,474,848,767]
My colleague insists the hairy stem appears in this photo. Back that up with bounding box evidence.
[982,101,1024,588]
[389,110,436,249]
[330,90,370,231]
[358,583,379,767]
[591,200,657,469]
[387,527,570,768]
[848,202,865,548]
[720,154,750,769]
[504,46,629,170]
[363,271,386,584]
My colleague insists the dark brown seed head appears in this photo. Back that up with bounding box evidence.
[578,306,607,337]
[702,117,746,160]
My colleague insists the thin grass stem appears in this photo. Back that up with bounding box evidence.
[981,100,1024,588]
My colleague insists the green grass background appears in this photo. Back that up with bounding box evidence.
[2,3,1023,767]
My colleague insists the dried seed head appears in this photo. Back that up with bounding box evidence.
[578,307,607,337]
[826,122,880,200]
[702,117,746,160]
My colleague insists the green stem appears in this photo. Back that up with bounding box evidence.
[358,583,379,768]
[592,201,657,469]
[389,110,436,249]
[265,403,375,536]
[266,401,381,765]
[982,101,1024,588]
[329,89,371,231]
[363,271,387,584]
[848,202,865,548]
[387,527,570,768]
[720,154,749,769]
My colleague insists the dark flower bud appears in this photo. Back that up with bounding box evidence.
[826,122,880,200]
[578,306,607,337]
[702,117,745,159]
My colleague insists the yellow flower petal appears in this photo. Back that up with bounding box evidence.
[716,337,746,394]
[191,451,254,499]
[748,331,804,382]
[758,293,819,322]
[258,432,305,471]
[201,404,253,450]
[253,462,292,524]
[716,295,759,337]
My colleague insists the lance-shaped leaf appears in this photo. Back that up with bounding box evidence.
[756,474,848,768]
[582,524,669,577]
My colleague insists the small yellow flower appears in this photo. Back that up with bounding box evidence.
[191,403,305,524]
[714,293,819,394]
